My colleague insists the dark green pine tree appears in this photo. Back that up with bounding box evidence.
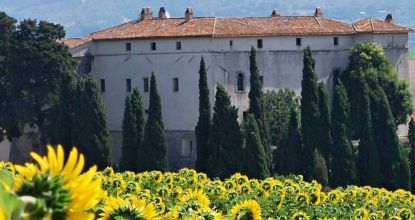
[276,107,303,175]
[195,57,211,172]
[242,114,270,179]
[300,46,329,185]
[330,80,357,187]
[120,88,145,172]
[248,46,271,168]
[317,82,332,164]
[408,118,415,193]
[141,73,168,172]
[71,76,111,170]
[356,79,381,187]
[369,80,410,190]
[206,85,243,179]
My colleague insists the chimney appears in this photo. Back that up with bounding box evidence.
[140,7,153,20]
[385,14,393,23]
[185,7,194,21]
[158,7,167,19]
[314,7,322,17]
[271,9,280,17]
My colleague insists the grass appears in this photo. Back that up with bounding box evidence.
[409,48,415,60]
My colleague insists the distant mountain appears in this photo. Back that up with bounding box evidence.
[1,0,414,46]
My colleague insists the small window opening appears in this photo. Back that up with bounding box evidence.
[151,42,156,51]
[334,37,339,46]
[237,73,245,92]
[173,78,179,92]
[100,79,106,93]
[296,38,302,46]
[176,41,182,50]
[257,39,263,48]
[126,42,131,51]
[126,79,131,92]
[143,78,149,92]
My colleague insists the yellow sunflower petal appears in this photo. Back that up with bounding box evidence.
[30,152,48,173]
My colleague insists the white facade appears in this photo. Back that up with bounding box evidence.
[68,31,410,169]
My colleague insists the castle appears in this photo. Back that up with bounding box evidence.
[5,6,412,168]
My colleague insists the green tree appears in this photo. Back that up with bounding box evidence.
[408,118,415,193]
[120,88,145,172]
[330,80,357,187]
[300,46,329,185]
[248,46,271,168]
[1,18,78,152]
[263,89,300,147]
[275,108,303,175]
[141,73,168,172]
[206,85,243,178]
[369,79,410,190]
[71,76,112,170]
[242,114,270,179]
[343,42,412,130]
[317,82,331,163]
[356,78,381,187]
[195,57,211,173]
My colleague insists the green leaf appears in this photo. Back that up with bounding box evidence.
[0,170,14,190]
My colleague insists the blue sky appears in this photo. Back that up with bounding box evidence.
[1,0,413,45]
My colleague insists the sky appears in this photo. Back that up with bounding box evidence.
[1,0,414,45]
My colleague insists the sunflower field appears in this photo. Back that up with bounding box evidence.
[0,146,415,220]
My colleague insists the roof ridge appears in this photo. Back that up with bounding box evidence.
[212,17,217,36]
[370,18,375,32]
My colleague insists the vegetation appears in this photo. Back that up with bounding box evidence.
[141,73,168,172]
[71,76,112,169]
[317,82,332,164]
[195,57,211,173]
[120,88,144,172]
[2,146,415,219]
[206,85,243,179]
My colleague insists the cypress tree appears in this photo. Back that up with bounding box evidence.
[242,114,270,179]
[408,118,415,193]
[71,76,111,169]
[369,80,410,190]
[356,78,381,187]
[206,85,243,178]
[248,46,271,168]
[330,80,357,187]
[120,88,144,172]
[50,71,77,151]
[276,107,303,175]
[317,82,331,164]
[300,46,329,185]
[141,73,168,172]
[195,57,211,172]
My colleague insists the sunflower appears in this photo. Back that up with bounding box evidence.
[0,208,5,220]
[178,189,211,211]
[291,211,310,220]
[354,207,368,220]
[14,145,100,219]
[397,208,412,220]
[98,196,160,220]
[230,200,261,220]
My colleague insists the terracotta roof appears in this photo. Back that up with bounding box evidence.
[352,18,414,33]
[63,15,413,48]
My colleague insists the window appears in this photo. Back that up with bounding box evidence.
[151,42,156,51]
[257,39,263,49]
[296,38,302,46]
[237,72,244,92]
[259,75,264,86]
[126,42,131,51]
[230,40,233,47]
[126,79,131,92]
[176,41,182,50]
[100,79,105,93]
[143,78,149,92]
[334,37,339,46]
[181,139,193,158]
[173,78,179,92]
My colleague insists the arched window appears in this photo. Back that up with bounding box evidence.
[237,72,244,92]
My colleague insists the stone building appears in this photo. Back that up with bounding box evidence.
[58,7,412,169]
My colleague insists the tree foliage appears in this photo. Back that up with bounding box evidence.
[71,76,112,169]
[141,73,168,172]
[409,118,415,193]
[120,88,144,172]
[263,89,300,147]
[300,46,329,185]
[317,82,331,163]
[206,85,243,178]
[242,114,270,179]
[330,80,357,187]
[195,57,211,173]
[275,108,303,176]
